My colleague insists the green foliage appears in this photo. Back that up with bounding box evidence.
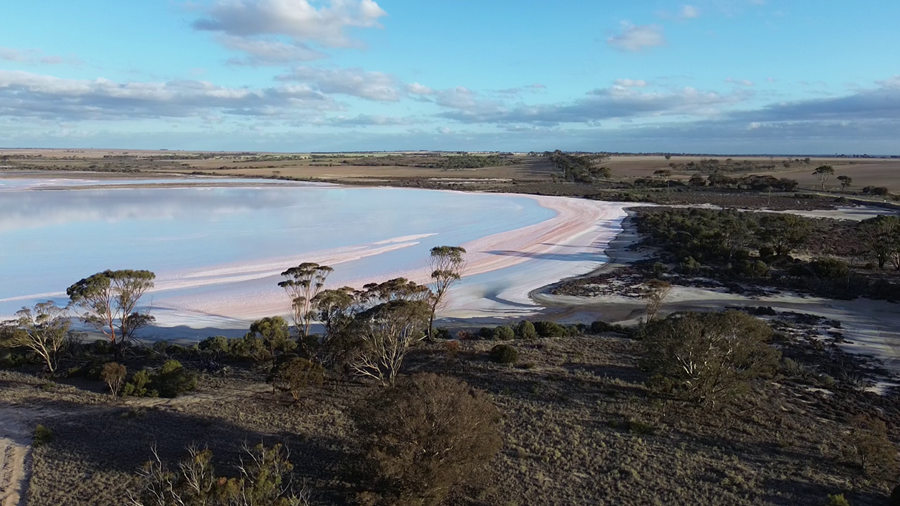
[274,357,325,401]
[516,320,538,340]
[130,443,308,506]
[5,301,70,373]
[826,494,850,506]
[857,215,900,270]
[354,373,502,506]
[644,311,780,405]
[198,335,232,355]
[34,424,53,447]
[152,360,198,398]
[123,369,158,398]
[533,321,568,338]
[490,344,519,364]
[492,325,515,341]
[66,269,156,359]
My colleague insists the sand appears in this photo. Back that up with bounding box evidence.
[0,410,31,506]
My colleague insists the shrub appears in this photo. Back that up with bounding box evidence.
[198,335,232,355]
[811,257,851,280]
[826,494,850,506]
[644,311,780,405]
[491,326,515,341]
[152,360,198,398]
[477,327,494,339]
[533,321,568,338]
[123,369,158,398]
[101,362,127,398]
[847,414,899,480]
[354,374,502,506]
[130,443,309,506]
[34,424,53,447]
[515,321,537,339]
[274,357,325,402]
[490,345,519,365]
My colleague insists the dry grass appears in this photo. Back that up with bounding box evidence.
[2,323,897,505]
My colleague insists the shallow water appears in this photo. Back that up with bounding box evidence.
[1,177,592,329]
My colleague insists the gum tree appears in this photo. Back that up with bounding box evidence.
[813,165,835,190]
[7,301,71,373]
[278,263,333,341]
[427,246,467,339]
[66,269,156,360]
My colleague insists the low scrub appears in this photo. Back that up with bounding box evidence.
[490,344,519,365]
[354,373,502,506]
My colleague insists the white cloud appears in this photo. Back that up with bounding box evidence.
[192,0,387,63]
[407,82,434,95]
[679,5,700,19]
[0,47,81,66]
[606,23,665,52]
[614,79,648,88]
[0,69,338,121]
[726,78,754,86]
[218,36,326,65]
[277,66,402,101]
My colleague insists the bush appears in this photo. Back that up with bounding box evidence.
[490,345,519,365]
[123,369,158,398]
[477,327,494,339]
[354,373,502,506]
[152,360,198,398]
[826,494,850,506]
[198,335,232,355]
[491,326,515,341]
[34,424,53,447]
[274,357,325,401]
[811,257,851,280]
[130,443,308,506]
[516,320,537,339]
[644,311,780,405]
[101,362,127,398]
[847,414,899,481]
[533,321,568,338]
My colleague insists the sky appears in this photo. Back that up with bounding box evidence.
[1,0,898,154]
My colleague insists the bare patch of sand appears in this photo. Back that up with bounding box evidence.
[0,410,31,506]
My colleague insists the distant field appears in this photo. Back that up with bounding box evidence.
[2,149,898,191]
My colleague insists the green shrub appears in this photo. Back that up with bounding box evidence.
[34,424,53,447]
[198,336,233,355]
[491,326,515,341]
[152,360,198,398]
[516,321,537,339]
[533,321,568,338]
[273,357,324,401]
[490,345,519,365]
[477,327,494,339]
[354,373,502,506]
[123,369,158,398]
[826,494,850,506]
[644,311,780,405]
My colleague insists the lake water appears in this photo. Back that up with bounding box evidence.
[0,176,630,338]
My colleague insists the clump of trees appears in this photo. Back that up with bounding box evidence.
[546,150,612,183]
[353,373,502,506]
[643,311,780,405]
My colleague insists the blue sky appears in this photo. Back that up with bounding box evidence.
[1,0,898,154]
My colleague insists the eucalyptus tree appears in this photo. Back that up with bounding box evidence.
[427,246,467,338]
[278,262,333,341]
[348,298,430,386]
[813,165,835,191]
[6,301,71,373]
[66,269,155,360]
[838,175,853,191]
